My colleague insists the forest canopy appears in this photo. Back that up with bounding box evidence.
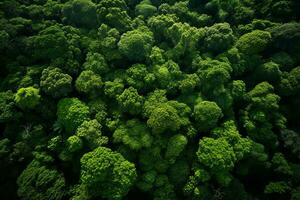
[0,0,300,200]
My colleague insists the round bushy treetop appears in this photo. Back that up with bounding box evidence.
[135,0,157,19]
[148,14,179,40]
[165,134,188,164]
[40,67,72,98]
[75,70,103,96]
[197,137,237,172]
[279,66,300,96]
[104,79,125,98]
[96,0,133,32]
[271,22,300,55]
[57,98,90,134]
[195,59,232,93]
[62,0,98,29]
[126,64,155,91]
[0,30,9,50]
[76,119,108,150]
[0,90,21,122]
[179,73,200,94]
[231,80,246,101]
[83,52,109,75]
[15,87,40,110]
[147,103,181,134]
[28,24,69,61]
[118,26,154,62]
[236,30,271,55]
[254,61,282,83]
[80,147,137,200]
[204,22,235,54]
[113,119,152,150]
[17,160,66,200]
[66,135,83,153]
[143,89,168,117]
[193,101,223,132]
[117,87,144,115]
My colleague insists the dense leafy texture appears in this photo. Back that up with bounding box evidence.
[0,0,300,200]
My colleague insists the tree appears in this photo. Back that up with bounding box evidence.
[196,137,237,175]
[253,61,282,83]
[148,14,179,41]
[117,87,144,115]
[242,82,286,150]
[113,119,152,150]
[104,79,124,98]
[118,26,154,61]
[194,58,232,94]
[271,23,300,56]
[165,134,187,164]
[57,98,90,134]
[0,90,21,122]
[15,87,40,109]
[147,102,182,134]
[279,66,300,96]
[193,101,223,131]
[196,137,237,186]
[135,0,157,19]
[203,22,235,54]
[40,67,72,98]
[75,70,103,96]
[126,64,155,91]
[79,147,137,199]
[27,24,82,74]
[152,60,183,92]
[179,73,200,94]
[62,0,98,29]
[96,0,132,32]
[165,22,203,59]
[17,159,66,200]
[75,119,108,150]
[236,30,271,54]
[83,52,109,75]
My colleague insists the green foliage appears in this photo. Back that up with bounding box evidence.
[118,26,154,61]
[104,79,124,98]
[204,22,235,53]
[135,0,157,18]
[165,134,187,164]
[57,98,90,134]
[15,87,40,109]
[264,181,291,194]
[271,23,300,56]
[1,0,300,199]
[279,66,300,96]
[126,64,155,91]
[242,82,286,149]
[96,0,132,32]
[113,119,152,150]
[79,147,137,199]
[27,24,82,74]
[66,135,83,153]
[40,67,72,98]
[17,159,66,200]
[236,30,271,54]
[117,87,144,115]
[76,119,108,149]
[197,137,237,172]
[0,90,21,122]
[75,70,103,96]
[147,101,191,134]
[62,0,98,29]
[193,101,223,131]
[83,52,109,75]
